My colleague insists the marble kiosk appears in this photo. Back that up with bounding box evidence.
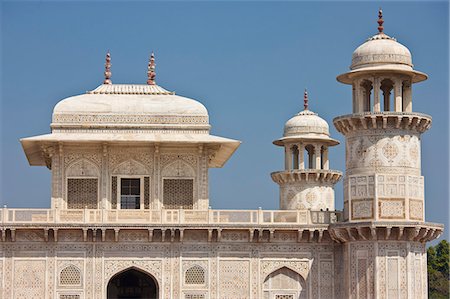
[0,10,444,299]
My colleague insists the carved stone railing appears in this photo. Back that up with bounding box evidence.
[0,208,342,226]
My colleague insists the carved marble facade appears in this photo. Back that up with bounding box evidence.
[1,10,444,299]
[0,238,341,299]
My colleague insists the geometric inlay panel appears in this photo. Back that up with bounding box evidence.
[67,178,98,209]
[163,179,194,209]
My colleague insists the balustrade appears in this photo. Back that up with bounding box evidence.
[0,208,342,226]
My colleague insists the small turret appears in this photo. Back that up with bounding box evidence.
[271,90,342,210]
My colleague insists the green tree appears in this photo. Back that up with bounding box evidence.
[428,239,449,299]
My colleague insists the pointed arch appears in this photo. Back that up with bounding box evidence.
[107,267,159,299]
[161,159,195,177]
[66,158,100,177]
[112,159,148,175]
[263,266,308,299]
[59,264,82,286]
[185,264,206,285]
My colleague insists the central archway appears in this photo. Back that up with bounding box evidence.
[107,268,158,299]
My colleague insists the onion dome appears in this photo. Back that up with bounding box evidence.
[337,9,427,84]
[273,90,339,146]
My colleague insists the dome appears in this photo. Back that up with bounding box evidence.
[273,109,339,146]
[284,110,329,137]
[337,11,428,84]
[51,84,210,131]
[350,33,412,71]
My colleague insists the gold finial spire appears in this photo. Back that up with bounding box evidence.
[147,52,156,85]
[304,89,308,110]
[103,51,112,84]
[377,8,384,33]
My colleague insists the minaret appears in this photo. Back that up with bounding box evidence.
[271,90,342,211]
[330,10,443,298]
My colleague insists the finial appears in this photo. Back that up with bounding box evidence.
[377,8,384,33]
[103,51,112,84]
[303,89,308,110]
[147,52,156,85]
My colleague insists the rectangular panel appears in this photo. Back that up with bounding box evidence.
[351,199,374,220]
[319,260,333,298]
[387,258,399,298]
[67,178,98,209]
[13,260,47,298]
[409,199,423,220]
[378,199,405,219]
[111,176,117,209]
[163,179,194,209]
[357,258,367,299]
[218,260,250,299]
[144,176,150,209]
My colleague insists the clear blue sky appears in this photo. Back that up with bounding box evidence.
[1,1,448,242]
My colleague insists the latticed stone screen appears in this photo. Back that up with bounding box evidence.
[144,177,150,209]
[163,179,194,209]
[59,265,81,286]
[111,176,117,209]
[275,295,294,299]
[60,295,80,299]
[185,294,205,299]
[185,265,205,285]
[67,179,98,209]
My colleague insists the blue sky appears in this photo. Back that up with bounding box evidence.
[1,1,448,242]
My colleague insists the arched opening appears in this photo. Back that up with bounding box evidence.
[360,79,373,112]
[263,267,307,299]
[305,145,315,169]
[107,268,158,299]
[320,146,328,170]
[292,145,299,170]
[380,79,394,111]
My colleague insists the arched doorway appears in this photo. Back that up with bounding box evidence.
[263,267,307,299]
[107,268,158,299]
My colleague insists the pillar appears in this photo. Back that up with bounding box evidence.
[403,81,412,112]
[284,144,292,170]
[315,145,321,170]
[373,77,381,112]
[323,147,329,170]
[394,78,403,112]
[299,144,305,169]
[357,80,364,113]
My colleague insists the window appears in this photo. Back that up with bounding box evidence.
[59,265,82,286]
[185,265,206,285]
[120,178,140,209]
[163,179,194,209]
[67,178,98,209]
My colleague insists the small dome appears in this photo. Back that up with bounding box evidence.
[284,110,329,137]
[273,109,339,146]
[52,84,210,130]
[337,32,427,84]
[351,33,412,71]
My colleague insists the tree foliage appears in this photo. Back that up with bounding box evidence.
[428,239,449,299]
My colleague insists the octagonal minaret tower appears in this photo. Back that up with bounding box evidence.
[271,90,342,211]
[330,10,443,298]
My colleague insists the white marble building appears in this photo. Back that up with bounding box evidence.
[0,10,443,299]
